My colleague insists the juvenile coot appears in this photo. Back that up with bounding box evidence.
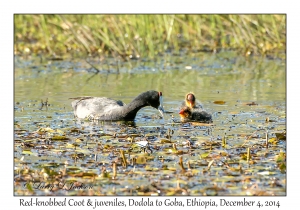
[71,90,164,121]
[179,106,212,123]
[181,92,203,109]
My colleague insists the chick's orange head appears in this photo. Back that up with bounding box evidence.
[185,93,196,108]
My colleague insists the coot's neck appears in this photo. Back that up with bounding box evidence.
[121,91,155,120]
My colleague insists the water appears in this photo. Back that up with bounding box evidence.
[14,51,286,196]
[15,52,285,120]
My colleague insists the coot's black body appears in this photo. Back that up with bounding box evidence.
[71,90,164,121]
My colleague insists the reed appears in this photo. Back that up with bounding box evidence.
[14,14,285,58]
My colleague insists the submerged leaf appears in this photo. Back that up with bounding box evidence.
[276,152,286,163]
[200,152,210,158]
[22,150,34,155]
[26,182,34,192]
[136,156,147,164]
[269,137,278,144]
[213,100,226,105]
[36,127,55,133]
[278,163,286,172]
[275,132,286,140]
[51,135,69,140]
[245,102,258,106]
[160,138,172,144]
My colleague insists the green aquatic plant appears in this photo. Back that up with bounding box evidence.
[14,14,285,58]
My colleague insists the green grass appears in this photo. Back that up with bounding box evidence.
[14,14,286,58]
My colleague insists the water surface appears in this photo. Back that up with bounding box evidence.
[14,52,286,196]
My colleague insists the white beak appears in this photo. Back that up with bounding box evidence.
[158,95,165,117]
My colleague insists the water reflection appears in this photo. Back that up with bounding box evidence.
[15,53,285,108]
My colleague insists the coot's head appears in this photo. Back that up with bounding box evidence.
[185,92,196,108]
[139,90,165,117]
[179,106,192,120]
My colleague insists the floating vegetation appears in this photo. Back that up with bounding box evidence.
[14,97,286,196]
[213,101,226,105]
[245,102,259,106]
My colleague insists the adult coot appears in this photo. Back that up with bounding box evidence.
[71,90,164,121]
